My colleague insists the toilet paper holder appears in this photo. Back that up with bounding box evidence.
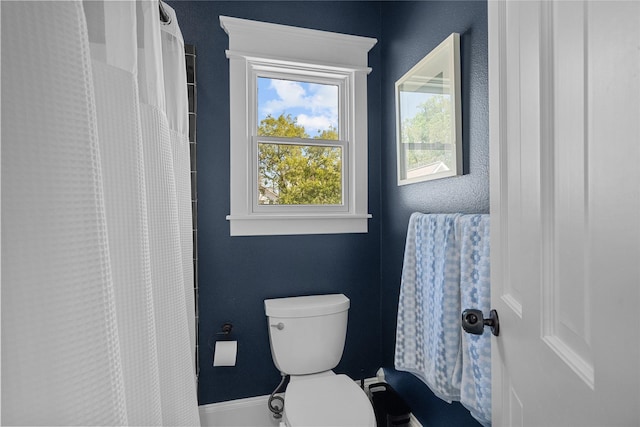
[217,323,233,336]
[209,323,234,351]
[208,323,234,351]
[212,323,237,367]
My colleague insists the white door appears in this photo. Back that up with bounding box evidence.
[489,1,640,425]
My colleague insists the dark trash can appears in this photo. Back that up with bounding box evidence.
[368,382,411,427]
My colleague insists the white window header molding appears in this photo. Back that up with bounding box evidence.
[220,15,377,70]
[224,50,373,75]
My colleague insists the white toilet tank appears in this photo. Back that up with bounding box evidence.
[264,294,350,375]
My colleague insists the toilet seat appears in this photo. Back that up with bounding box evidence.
[284,374,376,427]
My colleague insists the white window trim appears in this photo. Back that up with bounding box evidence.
[220,16,377,236]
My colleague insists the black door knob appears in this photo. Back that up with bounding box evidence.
[461,309,500,336]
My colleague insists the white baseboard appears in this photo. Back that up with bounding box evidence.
[199,395,279,427]
[362,375,384,391]
[409,412,423,427]
[198,372,422,427]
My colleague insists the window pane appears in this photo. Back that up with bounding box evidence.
[257,77,338,140]
[258,143,342,205]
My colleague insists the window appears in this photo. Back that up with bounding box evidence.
[255,75,345,209]
[220,16,377,236]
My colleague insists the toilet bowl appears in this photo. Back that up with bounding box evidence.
[283,372,375,427]
[264,294,375,427]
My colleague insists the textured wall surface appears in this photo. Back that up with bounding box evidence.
[168,0,382,405]
[170,2,488,424]
[379,2,488,425]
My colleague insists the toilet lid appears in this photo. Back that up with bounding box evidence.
[284,374,376,427]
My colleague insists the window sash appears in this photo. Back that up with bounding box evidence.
[250,65,349,137]
[251,136,349,213]
[249,64,351,214]
[256,77,340,140]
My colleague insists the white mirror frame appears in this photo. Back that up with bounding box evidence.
[396,33,462,186]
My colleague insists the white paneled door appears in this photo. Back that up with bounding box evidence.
[489,1,640,425]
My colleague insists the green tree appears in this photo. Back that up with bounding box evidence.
[314,126,338,141]
[401,94,453,169]
[258,113,309,138]
[257,114,342,205]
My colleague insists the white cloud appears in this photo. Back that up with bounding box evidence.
[308,84,339,114]
[262,79,337,117]
[262,79,306,114]
[297,114,334,135]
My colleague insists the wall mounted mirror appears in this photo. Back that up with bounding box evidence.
[396,33,462,185]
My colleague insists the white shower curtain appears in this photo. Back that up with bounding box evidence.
[1,1,199,425]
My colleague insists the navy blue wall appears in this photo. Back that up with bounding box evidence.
[170,1,488,424]
[379,1,488,426]
[168,1,383,406]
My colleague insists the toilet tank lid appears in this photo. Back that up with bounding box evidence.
[265,294,350,318]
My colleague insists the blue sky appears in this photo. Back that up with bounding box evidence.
[257,77,338,137]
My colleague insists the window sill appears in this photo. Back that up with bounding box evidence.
[226,214,371,236]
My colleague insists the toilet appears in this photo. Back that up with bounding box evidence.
[264,294,376,427]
